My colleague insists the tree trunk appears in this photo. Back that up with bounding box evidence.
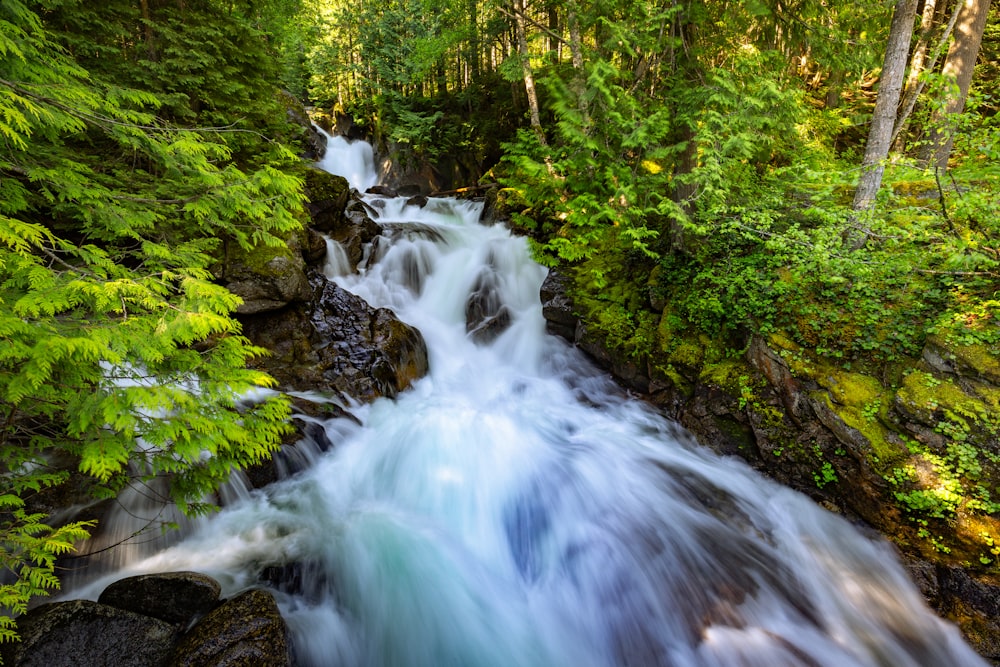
[566,1,589,131]
[468,0,481,81]
[139,0,155,60]
[891,0,963,151]
[921,0,993,168]
[851,0,919,215]
[513,0,546,144]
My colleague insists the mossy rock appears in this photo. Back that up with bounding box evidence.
[896,370,994,434]
[699,359,747,394]
[304,166,351,204]
[218,235,311,315]
[925,335,1000,386]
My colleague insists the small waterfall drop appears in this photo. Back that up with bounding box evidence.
[323,236,352,278]
[63,136,989,667]
[316,127,377,192]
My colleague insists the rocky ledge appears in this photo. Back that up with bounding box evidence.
[540,268,1000,664]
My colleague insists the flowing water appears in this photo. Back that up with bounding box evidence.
[65,134,987,667]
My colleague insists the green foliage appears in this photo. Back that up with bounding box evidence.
[1,0,300,639]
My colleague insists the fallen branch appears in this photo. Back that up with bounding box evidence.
[430,183,497,197]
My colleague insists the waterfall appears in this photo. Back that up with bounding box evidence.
[63,136,988,667]
[323,236,352,278]
[316,128,378,192]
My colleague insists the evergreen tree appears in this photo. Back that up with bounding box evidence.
[1,0,300,640]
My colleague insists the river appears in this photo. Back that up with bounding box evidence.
[66,133,986,667]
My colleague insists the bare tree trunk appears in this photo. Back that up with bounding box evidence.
[513,0,546,144]
[566,0,589,132]
[904,0,940,95]
[892,0,963,150]
[921,0,992,168]
[851,0,918,216]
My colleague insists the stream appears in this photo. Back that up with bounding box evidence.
[65,133,987,667]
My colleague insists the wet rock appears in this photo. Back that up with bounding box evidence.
[405,194,429,208]
[0,600,177,667]
[466,270,512,344]
[240,276,428,402]
[169,589,289,667]
[304,167,351,232]
[539,269,576,341]
[301,227,329,265]
[479,186,500,226]
[397,184,423,198]
[366,185,397,197]
[99,571,221,626]
[923,566,1000,662]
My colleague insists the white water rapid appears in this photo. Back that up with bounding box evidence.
[64,135,987,667]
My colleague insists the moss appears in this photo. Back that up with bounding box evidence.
[815,368,883,407]
[897,370,992,429]
[303,166,350,203]
[950,339,1000,384]
[699,359,747,393]
[226,238,298,279]
[819,390,902,465]
[668,340,704,369]
[649,362,694,397]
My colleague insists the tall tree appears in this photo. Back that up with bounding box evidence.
[851,0,919,219]
[891,0,963,150]
[0,0,299,640]
[922,0,993,167]
[512,0,546,144]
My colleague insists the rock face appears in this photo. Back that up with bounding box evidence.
[539,269,1000,664]
[220,238,312,315]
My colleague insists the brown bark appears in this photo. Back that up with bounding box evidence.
[892,0,963,150]
[851,0,919,215]
[921,0,993,168]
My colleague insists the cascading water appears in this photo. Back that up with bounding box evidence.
[64,135,988,667]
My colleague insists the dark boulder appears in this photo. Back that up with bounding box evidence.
[240,276,428,402]
[169,589,289,667]
[304,167,351,233]
[99,571,221,626]
[366,185,397,197]
[220,240,312,315]
[0,600,177,667]
[539,269,576,341]
[465,270,512,344]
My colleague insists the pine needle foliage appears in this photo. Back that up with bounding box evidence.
[1,0,301,639]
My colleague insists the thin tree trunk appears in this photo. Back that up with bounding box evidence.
[851,0,918,216]
[468,0,480,82]
[547,3,560,55]
[139,0,155,59]
[566,0,589,132]
[904,0,940,95]
[513,0,545,144]
[892,0,963,150]
[921,0,992,168]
